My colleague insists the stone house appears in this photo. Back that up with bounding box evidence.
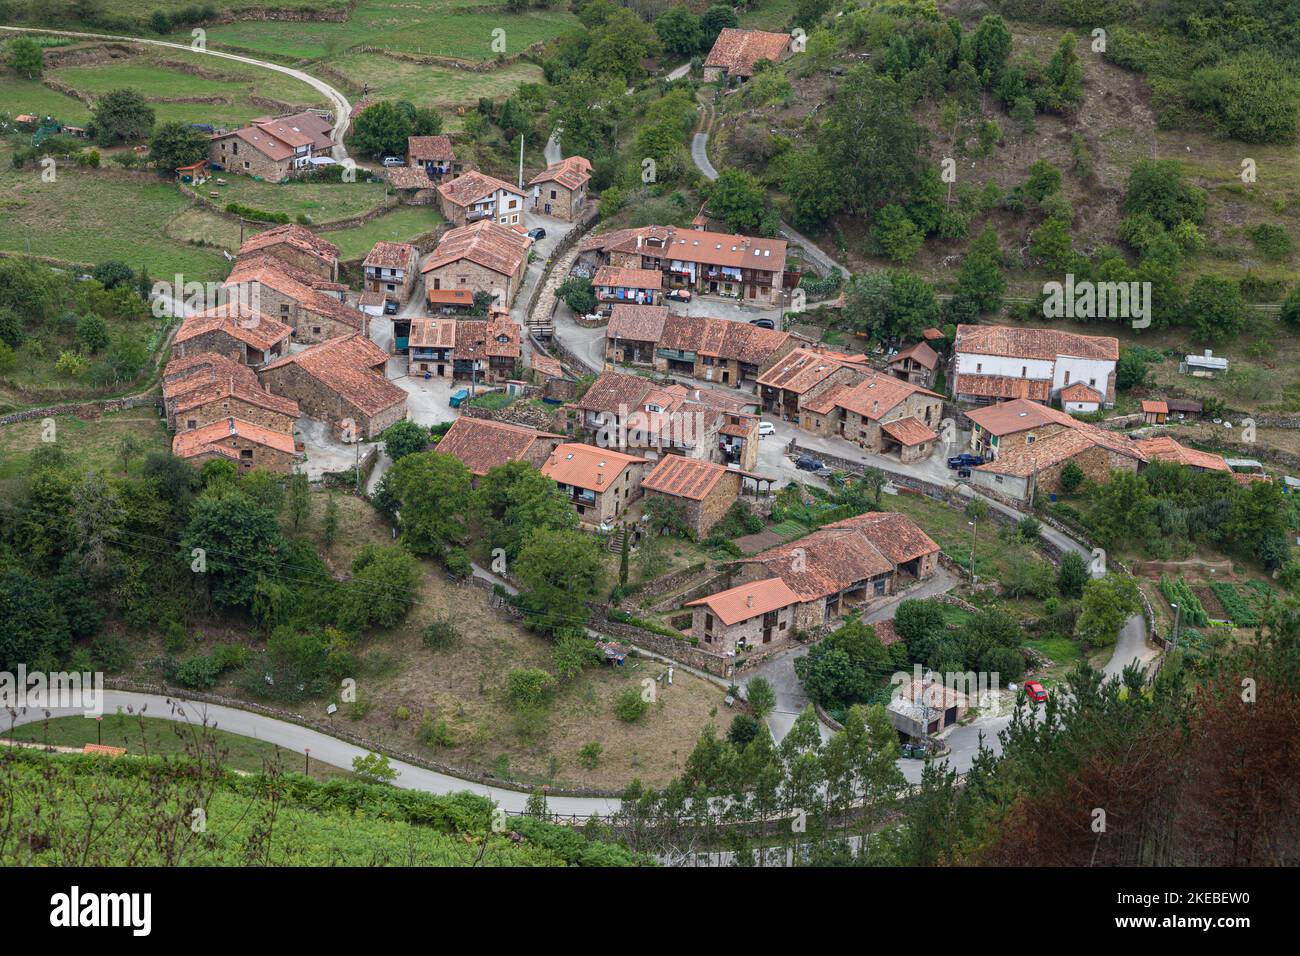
[639,456,745,538]
[887,680,972,739]
[407,135,460,180]
[363,241,418,306]
[569,369,725,462]
[888,341,939,387]
[171,304,292,367]
[436,170,526,227]
[755,347,871,423]
[406,316,457,378]
[605,304,669,366]
[540,442,649,528]
[163,352,262,427]
[687,577,802,654]
[965,399,1077,461]
[436,418,564,482]
[952,324,1119,408]
[734,511,940,630]
[702,28,792,82]
[237,223,339,282]
[452,314,522,383]
[209,112,334,183]
[420,220,531,308]
[386,166,438,205]
[224,259,366,345]
[528,156,591,221]
[970,422,1146,504]
[258,334,407,440]
[172,417,300,474]
[171,376,299,435]
[593,266,662,307]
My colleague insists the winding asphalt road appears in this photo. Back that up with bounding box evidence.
[0,26,353,160]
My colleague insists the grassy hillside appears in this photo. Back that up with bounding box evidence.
[0,745,644,866]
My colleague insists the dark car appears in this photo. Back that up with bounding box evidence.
[383,299,399,315]
[947,453,985,469]
[749,317,775,329]
[527,227,546,240]
[666,289,692,302]
[795,456,824,472]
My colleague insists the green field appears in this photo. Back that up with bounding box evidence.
[7,714,351,780]
[208,175,391,225]
[0,409,170,479]
[6,0,351,19]
[46,49,327,128]
[184,1,580,61]
[0,152,231,279]
[319,52,544,109]
[322,205,445,260]
[0,74,90,125]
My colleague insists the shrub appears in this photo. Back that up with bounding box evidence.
[506,668,555,711]
[1249,223,1293,261]
[577,741,603,769]
[422,615,460,650]
[417,712,455,747]
[613,686,648,722]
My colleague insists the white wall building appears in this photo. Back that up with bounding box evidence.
[951,324,1119,408]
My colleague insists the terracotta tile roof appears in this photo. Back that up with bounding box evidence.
[922,327,945,341]
[575,370,657,415]
[1060,382,1103,403]
[965,398,1077,436]
[687,577,800,626]
[407,135,455,162]
[452,316,521,361]
[826,372,941,421]
[174,303,292,352]
[164,352,258,399]
[173,417,298,459]
[363,241,416,270]
[641,455,732,501]
[421,219,530,278]
[580,224,787,276]
[704,28,791,77]
[238,223,339,267]
[880,416,938,446]
[819,511,941,566]
[408,317,457,348]
[255,111,332,151]
[975,422,1146,478]
[436,418,562,477]
[387,166,436,189]
[1141,400,1169,414]
[693,317,792,366]
[594,266,663,290]
[755,347,868,394]
[607,304,669,342]
[890,341,939,370]
[426,289,474,308]
[225,260,364,333]
[437,169,522,208]
[260,334,405,417]
[528,155,591,191]
[688,387,758,414]
[531,353,565,379]
[1132,436,1229,472]
[540,442,646,492]
[953,374,1052,402]
[872,619,904,647]
[173,375,300,419]
[954,324,1119,362]
[218,125,293,162]
[232,251,344,292]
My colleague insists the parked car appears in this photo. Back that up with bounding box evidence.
[758,421,776,437]
[795,455,823,472]
[1024,681,1048,704]
[383,299,399,315]
[749,317,775,329]
[381,156,405,167]
[449,388,470,408]
[527,227,546,240]
[666,289,692,302]
[947,453,985,469]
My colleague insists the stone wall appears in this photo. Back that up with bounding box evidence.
[0,396,162,427]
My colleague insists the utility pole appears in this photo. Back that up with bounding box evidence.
[968,516,978,584]
[354,438,361,496]
[518,134,524,190]
[1169,603,1181,651]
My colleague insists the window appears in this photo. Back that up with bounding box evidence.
[1089,378,1096,387]
[1021,366,1027,377]
[240,449,253,460]
[186,420,197,430]
[312,326,321,335]
[1064,370,1071,384]
[550,189,556,200]
[280,304,290,315]
[976,362,982,373]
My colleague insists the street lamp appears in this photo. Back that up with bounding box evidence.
[967,519,978,584]
[1169,603,1181,651]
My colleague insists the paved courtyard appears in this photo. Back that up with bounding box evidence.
[294,416,381,482]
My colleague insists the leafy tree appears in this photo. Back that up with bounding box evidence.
[477,460,577,560]
[351,101,413,158]
[948,224,1006,319]
[1040,32,1083,113]
[795,619,893,710]
[340,543,421,631]
[656,5,702,57]
[1086,470,1155,548]
[704,169,769,234]
[1124,159,1206,229]
[1280,283,1300,328]
[614,686,649,722]
[322,494,339,550]
[782,150,843,230]
[351,752,398,784]
[381,451,473,558]
[556,276,597,315]
[873,205,924,262]
[90,89,156,146]
[842,269,938,346]
[1057,549,1089,598]
[746,676,777,719]
[1003,556,1057,599]
[967,15,1012,84]
[7,36,43,79]
[380,419,429,462]
[1075,574,1140,648]
[893,598,947,648]
[1030,216,1074,271]
[181,490,288,608]
[515,527,605,636]
[1186,52,1299,144]
[552,632,600,679]
[699,5,738,51]
[92,260,134,290]
[1185,274,1245,344]
[76,313,110,353]
[1025,159,1062,202]
[148,122,209,173]
[0,570,71,672]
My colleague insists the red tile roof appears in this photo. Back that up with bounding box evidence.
[965,398,1075,436]
[687,577,801,626]
[755,347,868,394]
[174,303,292,352]
[422,219,531,278]
[436,418,562,477]
[580,225,788,276]
[437,169,522,208]
[528,155,591,191]
[594,266,663,290]
[975,421,1146,478]
[540,442,646,492]
[607,304,669,342]
[880,416,938,446]
[408,317,457,348]
[164,352,260,400]
[172,375,300,420]
[1060,381,1103,403]
[426,289,475,307]
[363,241,416,270]
[407,135,455,162]
[704,28,791,77]
[1132,436,1229,472]
[953,374,1053,402]
[453,315,521,361]
[890,341,939,370]
[1141,400,1169,414]
[225,260,364,333]
[954,324,1119,362]
[641,455,733,501]
[387,166,436,190]
[815,372,940,420]
[238,223,339,267]
[173,417,298,459]
[260,334,405,416]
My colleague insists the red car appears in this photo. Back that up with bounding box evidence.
[1024,681,1048,704]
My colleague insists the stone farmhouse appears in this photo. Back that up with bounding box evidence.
[171,303,292,367]
[703,28,793,82]
[436,418,564,481]
[437,170,526,227]
[605,305,800,386]
[420,220,532,308]
[1131,436,1230,473]
[540,442,649,528]
[451,314,522,384]
[225,257,367,344]
[727,511,941,631]
[687,576,802,655]
[406,135,461,181]
[172,417,301,473]
[237,224,340,282]
[258,334,407,440]
[208,111,334,183]
[888,341,939,388]
[162,352,297,430]
[362,241,418,307]
[640,455,748,538]
[528,156,591,221]
[406,316,457,378]
[579,225,788,306]
[593,266,663,307]
[951,324,1119,408]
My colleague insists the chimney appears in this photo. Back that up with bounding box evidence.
[872,400,879,416]
[1204,349,1213,358]
[746,594,753,608]
[596,472,603,486]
